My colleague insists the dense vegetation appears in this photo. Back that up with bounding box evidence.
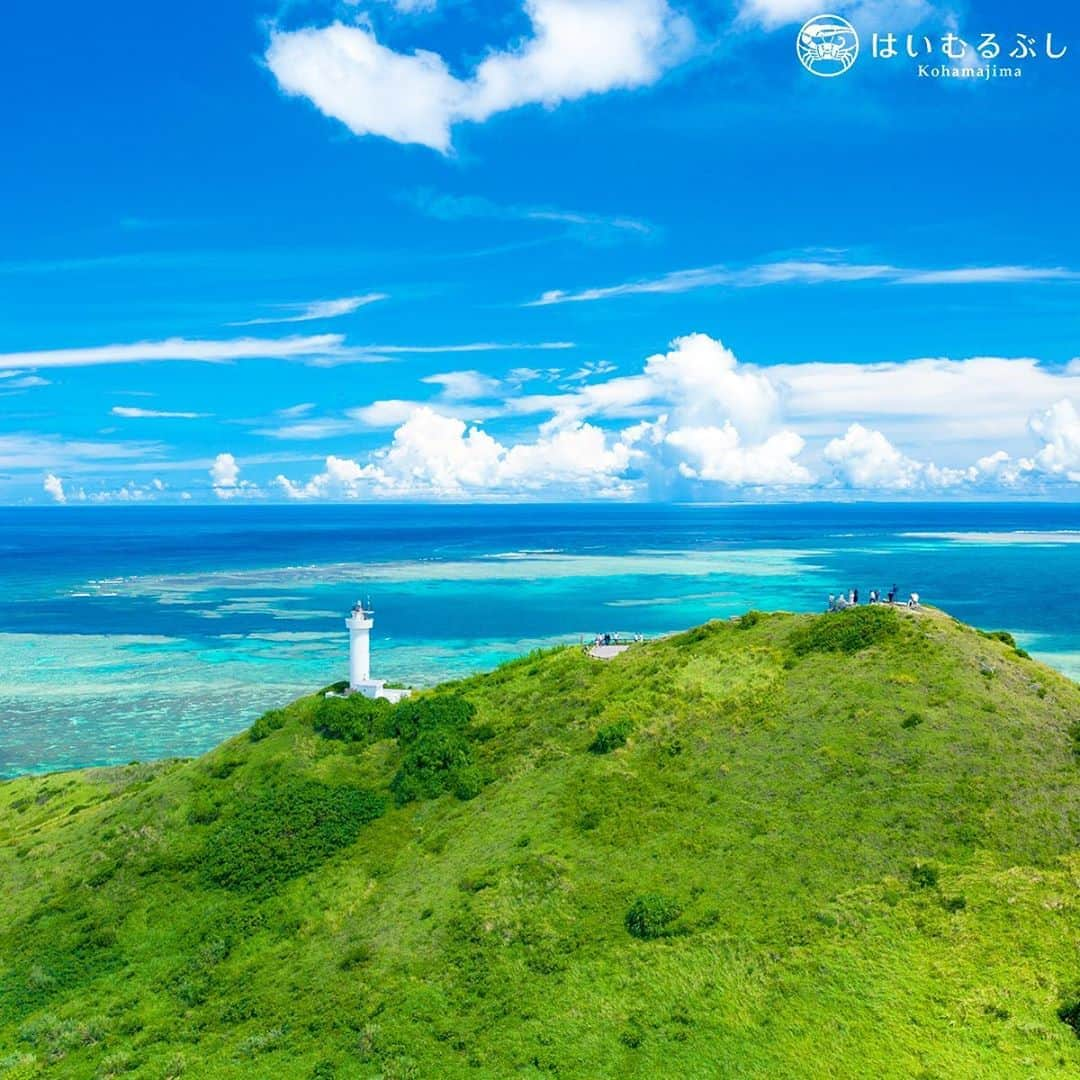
[2,606,1080,1078]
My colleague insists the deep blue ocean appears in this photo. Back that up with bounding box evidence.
[1,503,1077,777]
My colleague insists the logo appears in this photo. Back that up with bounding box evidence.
[797,14,860,77]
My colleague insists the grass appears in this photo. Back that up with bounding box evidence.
[1,606,1079,1077]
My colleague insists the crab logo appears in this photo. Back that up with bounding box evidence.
[797,14,860,77]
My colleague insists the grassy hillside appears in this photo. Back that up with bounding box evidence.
[2,606,1080,1079]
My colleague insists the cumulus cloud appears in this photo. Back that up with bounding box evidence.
[210,453,261,500]
[1030,399,1080,481]
[276,409,643,499]
[266,0,694,151]
[274,336,817,498]
[43,473,67,504]
[276,454,380,499]
[823,424,985,491]
[267,336,1080,500]
[667,425,810,486]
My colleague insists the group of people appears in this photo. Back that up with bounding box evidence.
[591,632,644,647]
[827,585,920,611]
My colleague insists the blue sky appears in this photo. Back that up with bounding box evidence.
[2,0,1078,503]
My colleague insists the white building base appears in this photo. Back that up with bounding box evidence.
[350,678,411,704]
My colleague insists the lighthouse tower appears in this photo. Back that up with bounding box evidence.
[346,602,375,690]
[343,602,410,702]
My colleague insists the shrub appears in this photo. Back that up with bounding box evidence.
[901,712,924,729]
[312,695,390,744]
[202,780,385,893]
[979,629,1017,649]
[390,728,474,806]
[910,862,939,890]
[389,695,475,743]
[738,610,762,630]
[789,607,901,658]
[1059,994,1080,1038]
[207,758,241,780]
[589,719,632,754]
[186,795,220,825]
[249,708,287,742]
[451,765,487,801]
[339,943,372,971]
[625,894,682,940]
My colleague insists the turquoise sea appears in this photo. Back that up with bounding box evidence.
[1,503,1077,777]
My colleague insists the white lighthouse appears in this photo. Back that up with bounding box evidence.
[346,602,374,688]
[343,602,410,703]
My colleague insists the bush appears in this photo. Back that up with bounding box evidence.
[249,708,287,743]
[625,894,682,940]
[202,780,385,893]
[390,727,474,806]
[389,695,475,743]
[737,611,761,630]
[901,712,924,729]
[1058,994,1080,1038]
[979,629,1017,649]
[789,606,901,658]
[451,765,487,801]
[312,695,390,743]
[910,862,939,889]
[589,719,632,754]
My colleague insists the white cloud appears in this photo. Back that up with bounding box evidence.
[304,340,575,367]
[666,425,811,486]
[900,266,1078,285]
[775,356,1080,442]
[210,453,240,490]
[256,418,359,440]
[823,424,975,490]
[530,265,730,305]
[0,335,348,370]
[266,0,694,152]
[229,293,387,326]
[0,371,50,389]
[276,454,380,499]
[210,453,262,500]
[111,406,208,419]
[824,424,928,489]
[1030,399,1080,481]
[346,400,422,429]
[0,434,160,471]
[276,402,316,418]
[421,369,504,399]
[527,259,1079,305]
[243,336,1080,501]
[276,408,643,498]
[411,188,652,240]
[43,473,67,504]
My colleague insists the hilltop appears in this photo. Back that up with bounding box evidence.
[2,606,1080,1079]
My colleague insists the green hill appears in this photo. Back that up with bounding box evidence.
[3,606,1080,1079]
